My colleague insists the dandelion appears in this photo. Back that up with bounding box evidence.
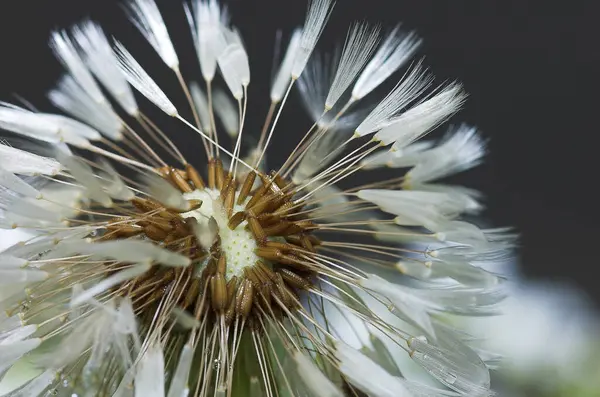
[0,0,515,396]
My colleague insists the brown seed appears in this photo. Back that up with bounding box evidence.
[131,197,174,220]
[247,216,267,245]
[175,199,202,212]
[270,171,288,189]
[274,201,296,216]
[186,164,205,189]
[171,217,190,237]
[146,216,173,232]
[228,211,246,230]
[114,225,144,238]
[217,254,227,276]
[224,300,236,325]
[208,158,217,189]
[156,166,171,178]
[263,221,292,237]
[257,213,281,226]
[220,173,233,197]
[237,171,256,205]
[245,183,269,210]
[181,278,202,309]
[277,268,311,290]
[248,194,273,216]
[280,254,305,268]
[235,279,254,318]
[273,273,292,308]
[300,234,314,251]
[144,224,168,241]
[210,274,228,313]
[226,276,238,306]
[255,246,283,262]
[163,232,179,245]
[215,159,224,190]
[265,241,294,252]
[169,168,194,193]
[307,235,322,246]
[223,185,236,217]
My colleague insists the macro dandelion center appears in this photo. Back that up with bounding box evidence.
[0,0,515,396]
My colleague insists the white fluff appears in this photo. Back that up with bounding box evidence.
[406,125,485,184]
[49,74,123,140]
[50,30,105,104]
[141,173,190,211]
[0,255,28,269]
[293,351,343,397]
[376,84,466,148]
[408,337,493,396]
[0,169,40,198]
[212,89,239,137]
[0,269,48,285]
[135,344,165,397]
[355,65,431,137]
[189,82,213,133]
[0,144,61,176]
[98,159,135,201]
[114,41,178,116]
[126,0,179,69]
[219,28,250,88]
[66,240,191,269]
[73,21,139,116]
[325,23,380,110]
[185,0,229,81]
[271,29,302,102]
[334,342,413,397]
[0,368,56,396]
[292,0,335,79]
[0,338,42,380]
[57,152,113,208]
[359,274,435,339]
[217,44,245,99]
[353,27,421,100]
[166,343,194,397]
[70,264,151,306]
[360,140,433,169]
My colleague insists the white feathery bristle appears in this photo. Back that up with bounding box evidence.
[217,45,245,99]
[377,83,466,149]
[0,143,62,176]
[126,0,179,69]
[430,261,499,287]
[325,23,380,110]
[189,82,213,133]
[293,351,343,397]
[360,140,433,169]
[406,125,485,184]
[141,173,190,211]
[0,255,28,269]
[271,29,302,102]
[135,344,166,397]
[2,368,57,396]
[222,28,250,87]
[0,324,37,345]
[57,152,113,208]
[352,26,421,100]
[67,240,191,269]
[0,168,41,198]
[98,159,135,201]
[434,220,490,247]
[355,65,431,137]
[73,21,139,116]
[166,343,194,397]
[408,337,493,396]
[334,341,413,397]
[6,199,64,225]
[359,273,435,339]
[0,338,43,380]
[395,260,433,280]
[49,75,124,141]
[357,189,468,230]
[0,105,61,145]
[0,269,47,285]
[296,50,335,122]
[191,216,218,250]
[71,264,151,307]
[44,114,103,142]
[292,0,335,79]
[409,183,482,215]
[213,89,240,137]
[185,0,229,81]
[114,41,178,116]
[50,30,106,104]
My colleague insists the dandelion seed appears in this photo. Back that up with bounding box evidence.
[0,1,513,396]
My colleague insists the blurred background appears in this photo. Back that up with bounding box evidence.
[0,0,597,395]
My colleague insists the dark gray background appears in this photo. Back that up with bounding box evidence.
[0,1,597,304]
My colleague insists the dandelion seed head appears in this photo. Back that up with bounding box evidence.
[0,0,515,396]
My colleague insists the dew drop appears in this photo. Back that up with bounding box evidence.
[444,372,457,384]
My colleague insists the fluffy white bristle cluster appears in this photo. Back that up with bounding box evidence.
[0,0,515,396]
